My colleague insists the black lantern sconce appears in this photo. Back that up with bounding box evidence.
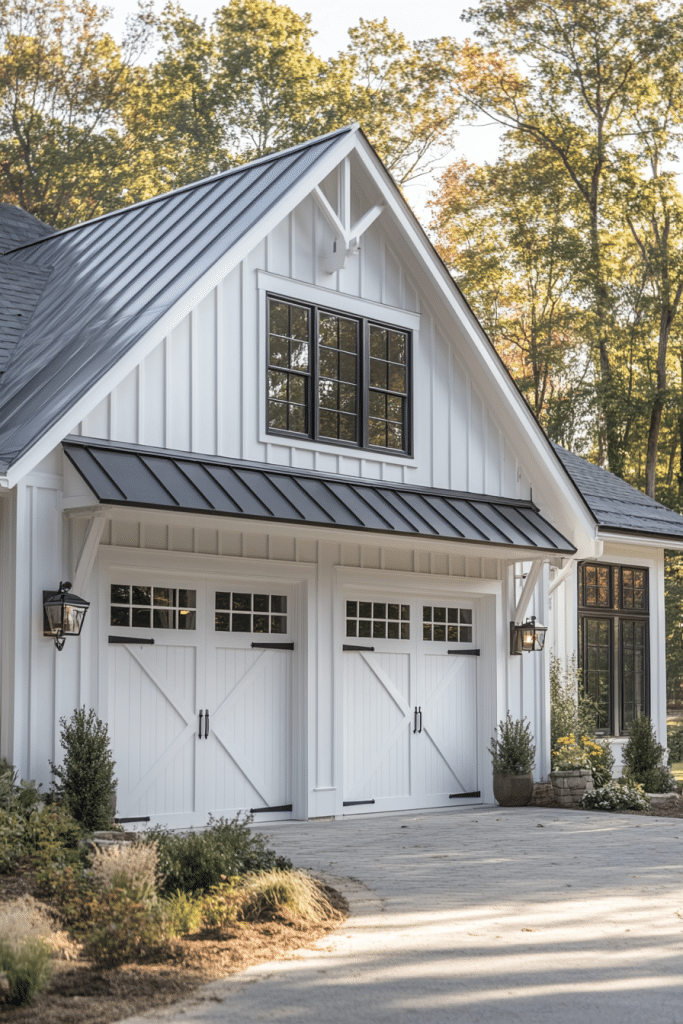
[510,615,547,655]
[43,582,90,651]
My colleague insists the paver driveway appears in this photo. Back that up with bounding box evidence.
[123,806,683,1023]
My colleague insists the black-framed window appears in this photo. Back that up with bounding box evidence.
[267,296,411,455]
[578,562,649,735]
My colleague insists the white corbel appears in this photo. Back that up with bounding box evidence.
[548,557,577,597]
[513,558,544,624]
[312,159,385,274]
[72,515,106,595]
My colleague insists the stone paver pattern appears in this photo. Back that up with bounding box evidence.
[122,806,683,1023]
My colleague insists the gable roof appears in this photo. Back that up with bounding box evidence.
[0,204,53,254]
[554,443,683,542]
[64,436,576,554]
[0,126,354,474]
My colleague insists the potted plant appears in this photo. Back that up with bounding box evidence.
[488,713,535,806]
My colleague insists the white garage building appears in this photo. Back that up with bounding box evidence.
[1,124,682,826]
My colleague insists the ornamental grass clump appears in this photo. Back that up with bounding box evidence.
[488,714,535,775]
[0,899,54,1005]
[238,869,340,928]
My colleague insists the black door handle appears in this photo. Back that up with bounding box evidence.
[418,707,423,733]
[204,709,210,739]
[198,710,203,739]
[413,707,418,733]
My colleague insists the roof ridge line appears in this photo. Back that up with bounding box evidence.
[2,124,360,256]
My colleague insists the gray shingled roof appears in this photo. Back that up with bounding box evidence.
[0,204,53,254]
[554,443,683,541]
[0,126,353,472]
[64,436,576,554]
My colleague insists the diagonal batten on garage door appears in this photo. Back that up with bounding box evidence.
[63,436,575,554]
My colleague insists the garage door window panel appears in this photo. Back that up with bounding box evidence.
[110,584,196,630]
[215,592,288,634]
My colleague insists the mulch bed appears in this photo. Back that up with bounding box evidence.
[0,873,348,1024]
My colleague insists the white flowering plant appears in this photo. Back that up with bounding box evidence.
[580,779,651,812]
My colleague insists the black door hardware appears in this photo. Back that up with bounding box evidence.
[418,706,423,733]
[449,791,481,799]
[109,635,155,644]
[448,649,480,656]
[343,644,375,652]
[198,710,210,739]
[198,710,203,739]
[413,707,423,733]
[251,642,294,650]
[343,799,376,806]
[250,804,293,813]
[114,816,151,823]
[413,707,418,733]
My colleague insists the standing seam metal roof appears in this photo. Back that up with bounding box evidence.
[63,437,576,554]
[0,126,354,472]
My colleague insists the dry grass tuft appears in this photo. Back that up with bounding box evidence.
[91,842,160,898]
[237,870,344,928]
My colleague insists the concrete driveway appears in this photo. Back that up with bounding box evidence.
[123,806,683,1023]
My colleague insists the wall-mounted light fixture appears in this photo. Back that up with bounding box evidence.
[43,582,90,651]
[510,615,547,655]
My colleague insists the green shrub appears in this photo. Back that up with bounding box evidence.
[50,707,117,832]
[581,779,651,812]
[0,802,84,876]
[622,715,672,791]
[667,723,683,763]
[149,814,291,895]
[624,765,677,794]
[488,713,535,775]
[80,887,174,966]
[162,890,205,936]
[198,879,240,932]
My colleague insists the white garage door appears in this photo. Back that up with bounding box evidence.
[107,578,294,828]
[342,596,479,813]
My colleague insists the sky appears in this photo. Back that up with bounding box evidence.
[103,0,505,211]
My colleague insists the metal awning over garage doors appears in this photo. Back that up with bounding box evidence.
[63,436,575,555]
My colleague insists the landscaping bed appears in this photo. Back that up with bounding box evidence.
[0,872,347,1024]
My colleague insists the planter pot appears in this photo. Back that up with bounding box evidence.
[493,772,534,807]
[549,769,593,807]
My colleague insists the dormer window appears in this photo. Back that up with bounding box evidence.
[267,295,411,455]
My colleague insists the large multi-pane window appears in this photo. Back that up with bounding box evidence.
[578,562,649,735]
[267,296,411,454]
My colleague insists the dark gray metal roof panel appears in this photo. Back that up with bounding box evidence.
[0,204,54,254]
[554,443,683,541]
[63,437,576,554]
[0,127,354,471]
[0,258,52,372]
